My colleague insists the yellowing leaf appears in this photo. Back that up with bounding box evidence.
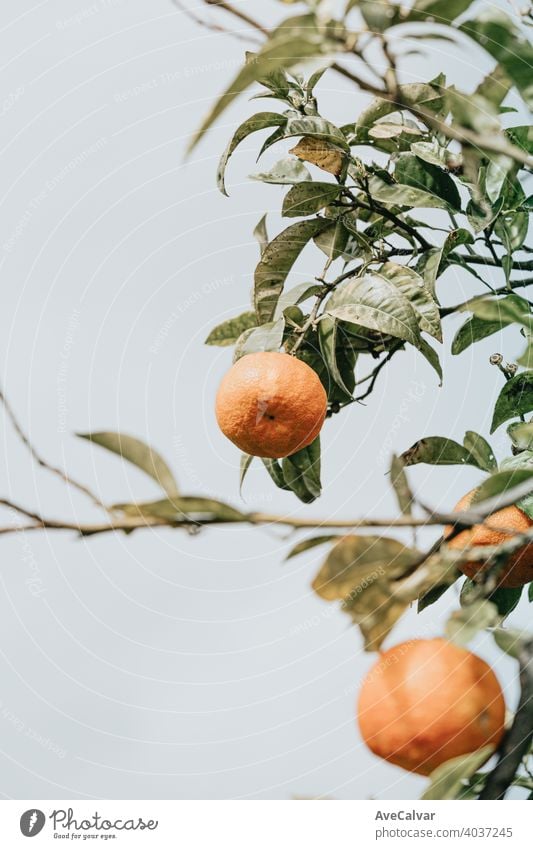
[289,136,344,176]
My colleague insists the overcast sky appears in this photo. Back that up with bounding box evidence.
[0,0,529,800]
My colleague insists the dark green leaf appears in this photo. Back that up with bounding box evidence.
[463,431,497,472]
[261,457,291,491]
[491,371,533,432]
[401,436,481,469]
[490,586,522,618]
[451,315,505,355]
[418,337,443,383]
[282,181,341,217]
[417,582,451,612]
[394,153,461,212]
[254,218,329,322]
[282,437,321,503]
[217,112,286,195]
[78,432,178,497]
[205,312,257,347]
[367,174,456,212]
[318,315,354,398]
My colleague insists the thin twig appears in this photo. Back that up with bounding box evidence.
[0,387,107,510]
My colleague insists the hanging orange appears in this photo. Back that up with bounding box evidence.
[357,638,505,776]
[445,488,533,588]
[215,352,327,458]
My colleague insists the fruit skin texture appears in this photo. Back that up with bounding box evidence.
[215,352,327,459]
[445,488,533,588]
[357,638,505,776]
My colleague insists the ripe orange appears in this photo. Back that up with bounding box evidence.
[357,638,505,776]
[215,351,327,459]
[445,488,533,588]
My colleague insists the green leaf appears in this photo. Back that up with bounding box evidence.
[325,273,422,348]
[421,747,495,801]
[318,315,354,398]
[250,156,311,184]
[493,627,529,659]
[459,294,532,327]
[461,10,533,108]
[280,114,350,151]
[472,468,533,504]
[217,112,286,195]
[239,453,253,496]
[282,437,321,503]
[401,436,481,469]
[273,282,322,319]
[463,431,497,473]
[415,247,443,296]
[282,182,341,218]
[408,0,474,24]
[475,64,511,108]
[253,214,269,256]
[205,312,257,347]
[379,262,442,341]
[367,174,457,212]
[188,29,325,153]
[446,599,499,646]
[312,534,421,651]
[390,454,413,515]
[394,153,461,212]
[115,496,245,523]
[491,371,533,432]
[313,219,350,263]
[78,432,179,498]
[411,140,461,170]
[285,535,338,560]
[490,586,522,618]
[451,315,505,355]
[233,317,285,360]
[418,337,443,383]
[254,218,330,322]
[261,457,291,491]
[507,421,533,452]
[417,582,451,612]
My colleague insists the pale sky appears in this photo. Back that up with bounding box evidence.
[0,0,529,799]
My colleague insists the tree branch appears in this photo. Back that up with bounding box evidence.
[0,387,107,511]
[480,638,533,800]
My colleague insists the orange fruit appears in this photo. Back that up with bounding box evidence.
[445,488,533,588]
[215,351,327,459]
[357,638,505,776]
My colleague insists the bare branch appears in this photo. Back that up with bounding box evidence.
[0,387,107,511]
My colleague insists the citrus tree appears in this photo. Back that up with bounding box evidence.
[2,0,533,799]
